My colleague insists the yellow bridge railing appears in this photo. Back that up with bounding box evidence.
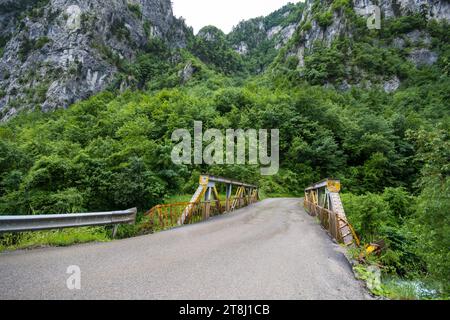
[144,175,259,232]
[304,179,360,247]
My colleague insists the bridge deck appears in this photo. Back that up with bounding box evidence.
[0,199,371,300]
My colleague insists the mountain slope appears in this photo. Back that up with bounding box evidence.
[0,0,449,298]
[227,2,305,73]
[1,0,449,120]
[0,0,190,120]
[273,0,450,91]
[185,2,306,76]
[189,25,245,75]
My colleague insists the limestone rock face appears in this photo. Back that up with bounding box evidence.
[384,76,401,93]
[408,48,439,66]
[353,0,450,20]
[179,61,195,83]
[285,0,449,91]
[0,0,188,120]
[293,0,449,61]
[226,2,305,73]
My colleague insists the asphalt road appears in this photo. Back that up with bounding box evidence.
[0,198,371,300]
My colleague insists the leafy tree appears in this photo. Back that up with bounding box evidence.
[412,128,450,292]
[190,26,244,75]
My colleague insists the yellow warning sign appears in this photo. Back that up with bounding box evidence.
[327,180,341,193]
[199,175,209,186]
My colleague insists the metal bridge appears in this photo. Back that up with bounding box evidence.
[304,179,360,247]
[0,175,359,247]
[0,176,368,300]
[145,176,359,247]
[145,175,259,232]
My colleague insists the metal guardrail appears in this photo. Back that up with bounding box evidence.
[0,208,137,235]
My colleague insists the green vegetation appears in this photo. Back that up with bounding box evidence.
[227,2,305,74]
[315,11,334,29]
[0,1,448,299]
[277,4,450,90]
[111,18,132,42]
[164,194,193,204]
[331,0,351,12]
[190,26,244,75]
[0,33,11,58]
[0,0,49,16]
[0,227,109,252]
[17,36,52,62]
[127,3,142,19]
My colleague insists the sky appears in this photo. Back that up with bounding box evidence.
[172,0,300,34]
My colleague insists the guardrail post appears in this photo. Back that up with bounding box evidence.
[112,225,119,238]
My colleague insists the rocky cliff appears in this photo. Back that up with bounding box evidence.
[0,0,189,120]
[226,2,305,73]
[1,0,449,120]
[278,0,450,91]
[291,0,449,61]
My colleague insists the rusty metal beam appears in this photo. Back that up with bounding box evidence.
[304,179,359,247]
[147,175,259,233]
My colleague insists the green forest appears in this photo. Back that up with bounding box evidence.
[0,1,449,299]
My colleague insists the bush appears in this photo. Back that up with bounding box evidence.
[342,192,389,242]
[384,14,427,35]
[17,36,52,61]
[331,0,351,11]
[34,36,51,50]
[127,3,142,19]
[315,11,333,29]
[111,18,131,41]
[382,187,414,221]
[304,42,345,84]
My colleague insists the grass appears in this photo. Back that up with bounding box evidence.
[353,263,446,300]
[164,194,193,204]
[382,279,419,300]
[164,193,233,204]
[0,227,110,252]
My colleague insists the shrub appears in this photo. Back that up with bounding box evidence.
[315,11,333,29]
[331,0,351,11]
[34,36,51,49]
[127,3,142,19]
[111,18,131,41]
[342,192,389,242]
[384,14,427,35]
[17,36,52,61]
